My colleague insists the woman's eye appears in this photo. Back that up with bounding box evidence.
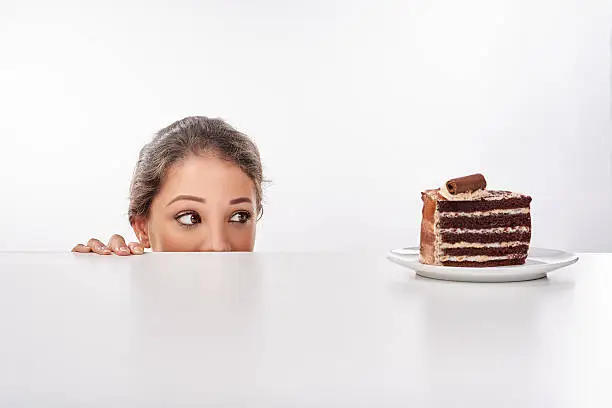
[176,212,201,226]
[230,211,251,223]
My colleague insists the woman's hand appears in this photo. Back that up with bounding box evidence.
[72,234,145,255]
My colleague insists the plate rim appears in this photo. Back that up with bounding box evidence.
[387,246,579,282]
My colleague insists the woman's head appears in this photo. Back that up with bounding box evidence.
[129,116,263,252]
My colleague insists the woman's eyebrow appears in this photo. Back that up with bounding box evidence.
[229,197,252,205]
[166,195,206,207]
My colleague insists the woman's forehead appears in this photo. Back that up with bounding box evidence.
[157,155,255,201]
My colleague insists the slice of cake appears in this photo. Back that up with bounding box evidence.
[419,174,532,267]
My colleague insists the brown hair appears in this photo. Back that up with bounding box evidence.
[128,116,263,225]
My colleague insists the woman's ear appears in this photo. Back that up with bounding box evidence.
[131,216,151,248]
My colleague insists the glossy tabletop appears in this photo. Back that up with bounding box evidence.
[0,251,608,407]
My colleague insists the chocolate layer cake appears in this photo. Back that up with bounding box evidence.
[419,174,532,267]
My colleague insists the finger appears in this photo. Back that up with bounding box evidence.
[127,242,144,255]
[108,234,130,256]
[87,238,112,255]
[71,244,92,253]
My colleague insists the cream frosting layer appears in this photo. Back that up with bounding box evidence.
[439,254,527,262]
[439,208,530,217]
[440,226,531,234]
[438,184,489,201]
[440,241,530,249]
[435,186,527,201]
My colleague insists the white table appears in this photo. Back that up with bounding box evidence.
[0,251,608,407]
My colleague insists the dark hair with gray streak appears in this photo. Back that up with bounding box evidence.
[128,116,263,225]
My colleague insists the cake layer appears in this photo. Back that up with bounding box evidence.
[442,245,529,256]
[440,230,531,243]
[441,257,527,267]
[438,213,531,229]
[437,196,532,213]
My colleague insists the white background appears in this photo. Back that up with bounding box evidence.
[0,0,610,252]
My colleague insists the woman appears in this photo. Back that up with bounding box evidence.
[72,116,263,255]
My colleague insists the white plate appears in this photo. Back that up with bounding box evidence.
[387,247,578,283]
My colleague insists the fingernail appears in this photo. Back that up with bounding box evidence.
[120,246,129,253]
[100,246,111,253]
[133,246,144,254]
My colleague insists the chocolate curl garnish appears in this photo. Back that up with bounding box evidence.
[445,174,487,195]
